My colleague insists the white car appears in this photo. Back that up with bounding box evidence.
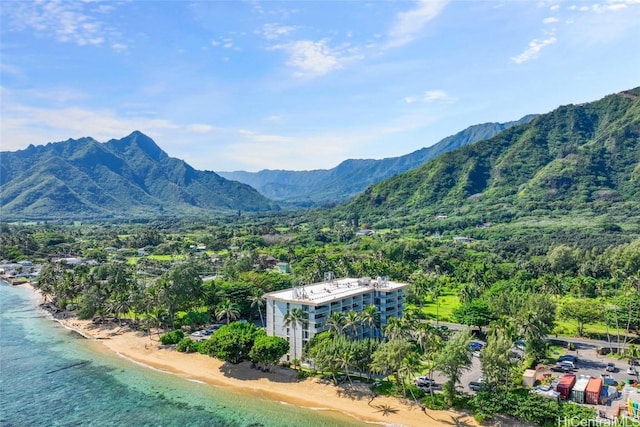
[414,376,436,386]
[628,367,638,375]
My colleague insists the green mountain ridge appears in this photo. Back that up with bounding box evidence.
[341,88,640,226]
[217,116,536,207]
[0,131,279,220]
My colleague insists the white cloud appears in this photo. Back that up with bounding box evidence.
[511,33,557,64]
[2,1,124,47]
[111,43,128,53]
[385,0,449,49]
[569,1,637,12]
[224,129,357,171]
[543,17,559,23]
[186,124,216,133]
[405,90,457,104]
[258,23,298,40]
[423,90,456,103]
[0,63,25,78]
[272,40,343,78]
[550,4,561,11]
[0,100,216,153]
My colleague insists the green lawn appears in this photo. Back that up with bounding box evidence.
[420,293,460,322]
[552,319,630,339]
[146,254,187,262]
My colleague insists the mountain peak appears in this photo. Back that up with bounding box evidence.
[109,131,167,161]
[0,132,278,220]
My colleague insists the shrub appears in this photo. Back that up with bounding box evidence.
[422,392,448,410]
[176,337,200,353]
[160,330,184,345]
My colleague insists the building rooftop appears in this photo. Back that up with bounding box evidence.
[265,276,409,305]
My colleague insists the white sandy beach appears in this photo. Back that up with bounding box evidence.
[20,283,479,427]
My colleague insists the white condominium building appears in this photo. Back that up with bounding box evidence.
[264,276,409,360]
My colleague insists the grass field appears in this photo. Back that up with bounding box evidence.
[418,291,633,340]
[420,292,460,322]
[146,254,187,262]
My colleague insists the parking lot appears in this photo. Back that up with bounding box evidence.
[425,332,640,412]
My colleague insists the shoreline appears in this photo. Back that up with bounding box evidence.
[14,282,478,427]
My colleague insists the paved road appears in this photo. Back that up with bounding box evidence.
[434,320,632,351]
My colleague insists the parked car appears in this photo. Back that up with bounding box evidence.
[601,375,618,387]
[469,381,484,392]
[551,364,573,373]
[559,361,576,370]
[469,342,484,351]
[630,358,640,366]
[628,367,638,375]
[414,376,436,386]
[558,354,579,364]
[606,363,617,373]
[418,383,441,392]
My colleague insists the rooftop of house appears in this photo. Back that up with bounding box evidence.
[264,276,409,305]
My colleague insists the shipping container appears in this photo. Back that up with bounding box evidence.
[556,374,576,400]
[570,375,590,404]
[585,377,602,405]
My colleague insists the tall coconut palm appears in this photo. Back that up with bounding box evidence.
[326,311,346,335]
[247,292,265,327]
[383,316,408,341]
[335,344,356,387]
[344,311,361,340]
[216,299,240,324]
[283,307,307,362]
[360,304,380,339]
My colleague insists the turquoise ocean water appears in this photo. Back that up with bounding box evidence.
[0,282,365,427]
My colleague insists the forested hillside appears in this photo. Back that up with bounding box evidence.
[0,131,279,220]
[218,116,535,207]
[342,88,640,237]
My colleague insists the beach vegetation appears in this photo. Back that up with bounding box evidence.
[249,335,289,371]
[158,263,204,327]
[205,321,265,364]
[175,309,209,331]
[434,330,473,406]
[370,338,416,397]
[215,299,241,324]
[160,330,185,345]
[470,388,596,426]
[176,337,200,353]
[283,308,308,365]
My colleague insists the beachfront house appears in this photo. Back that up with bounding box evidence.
[264,275,409,361]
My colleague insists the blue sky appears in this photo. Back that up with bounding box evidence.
[1,1,639,172]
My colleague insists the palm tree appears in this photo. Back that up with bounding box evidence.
[247,292,265,327]
[283,307,307,362]
[383,316,408,341]
[430,283,443,326]
[216,299,240,324]
[435,330,473,406]
[335,345,356,387]
[326,311,346,335]
[344,311,361,340]
[360,304,381,339]
[105,295,133,324]
[411,322,437,353]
